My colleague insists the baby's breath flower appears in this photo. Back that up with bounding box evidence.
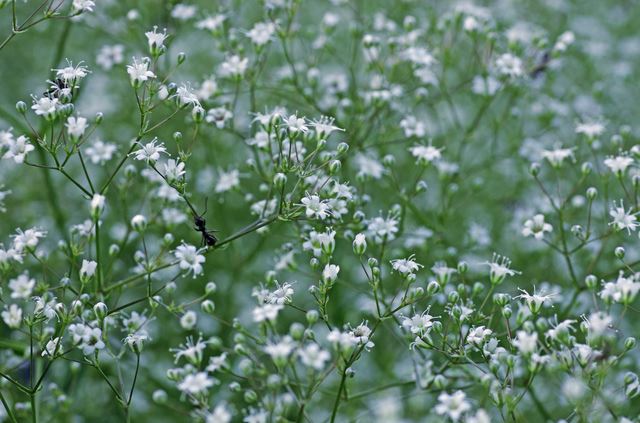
[219,55,248,78]
[174,243,206,277]
[301,194,331,220]
[1,304,22,328]
[409,144,442,165]
[609,200,639,234]
[2,135,34,163]
[484,254,520,285]
[390,255,423,276]
[131,138,168,163]
[604,155,634,176]
[126,57,156,87]
[298,344,330,370]
[521,214,553,240]
[435,390,471,421]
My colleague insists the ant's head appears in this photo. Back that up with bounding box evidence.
[194,215,206,226]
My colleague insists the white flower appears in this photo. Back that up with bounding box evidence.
[172,336,207,364]
[327,329,357,350]
[174,84,201,107]
[512,331,538,355]
[604,155,634,175]
[205,404,232,423]
[467,326,492,346]
[126,57,156,86]
[495,53,523,78]
[322,263,340,283]
[178,372,214,394]
[42,337,62,357]
[174,243,206,278]
[171,4,197,20]
[484,254,520,285]
[12,228,46,252]
[541,146,575,167]
[124,332,149,353]
[9,273,36,299]
[206,107,233,129]
[600,271,640,304]
[219,55,248,78]
[96,44,124,70]
[367,214,399,243]
[311,116,343,138]
[72,0,94,13]
[298,344,330,370]
[301,194,331,220]
[145,26,168,52]
[399,116,427,138]
[472,75,501,96]
[252,304,283,323]
[247,22,276,46]
[79,259,98,282]
[180,310,198,330]
[31,96,59,119]
[609,200,638,234]
[85,140,117,164]
[2,135,34,163]
[401,311,436,337]
[131,138,167,163]
[409,144,442,164]
[522,214,553,240]
[264,336,296,365]
[215,169,240,193]
[54,61,89,82]
[435,390,471,421]
[391,255,423,276]
[517,287,555,313]
[90,193,106,217]
[355,153,384,179]
[267,282,294,305]
[196,15,226,32]
[575,120,605,138]
[285,114,309,133]
[2,304,22,328]
[197,77,218,100]
[65,116,88,140]
[161,159,186,183]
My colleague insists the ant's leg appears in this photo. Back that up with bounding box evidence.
[203,197,208,216]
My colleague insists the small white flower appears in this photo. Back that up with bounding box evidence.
[85,140,117,164]
[161,159,186,183]
[517,287,555,313]
[72,0,94,13]
[322,263,340,283]
[247,22,276,46]
[96,44,124,70]
[435,391,471,421]
[301,194,331,220]
[171,4,197,20]
[180,310,198,330]
[178,372,214,394]
[522,214,553,240]
[512,330,538,355]
[12,228,46,252]
[495,53,523,78]
[604,155,634,176]
[206,107,233,128]
[252,304,283,323]
[174,243,206,277]
[390,255,424,276]
[9,272,36,299]
[54,60,90,83]
[298,344,330,370]
[575,120,605,138]
[541,146,575,167]
[145,26,168,53]
[2,304,23,328]
[42,337,62,357]
[131,138,168,163]
[409,144,442,165]
[126,57,156,86]
[215,169,240,193]
[219,55,248,78]
[2,135,34,163]
[90,193,106,217]
[66,116,88,140]
[79,259,98,282]
[31,97,59,119]
[609,200,639,234]
[466,326,493,346]
[401,311,437,337]
[196,15,226,32]
[484,253,520,285]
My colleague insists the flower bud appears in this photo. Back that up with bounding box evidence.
[289,322,305,340]
[16,101,27,114]
[131,214,147,232]
[201,299,216,314]
[273,172,287,189]
[192,105,205,123]
[306,309,319,325]
[205,281,217,294]
[90,194,106,220]
[529,162,540,176]
[586,187,597,200]
[625,337,637,350]
[427,280,440,295]
[93,302,108,320]
[585,274,598,290]
[152,390,168,404]
[615,246,626,259]
[457,261,468,274]
[337,142,349,154]
[352,233,367,255]
[328,159,341,174]
[581,162,592,175]
[177,52,186,64]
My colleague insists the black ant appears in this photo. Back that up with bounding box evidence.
[192,198,218,247]
[529,50,551,79]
